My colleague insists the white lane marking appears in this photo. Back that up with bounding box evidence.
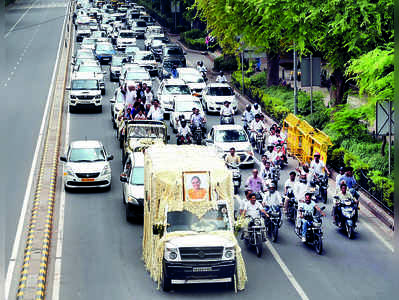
[361,220,394,252]
[52,110,69,300]
[4,0,39,39]
[265,241,310,300]
[4,3,69,299]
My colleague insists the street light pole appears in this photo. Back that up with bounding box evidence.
[241,50,245,94]
[293,43,298,115]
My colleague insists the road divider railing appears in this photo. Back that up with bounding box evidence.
[283,113,333,165]
[16,1,74,299]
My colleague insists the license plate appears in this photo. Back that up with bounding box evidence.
[82,178,95,182]
[193,267,212,272]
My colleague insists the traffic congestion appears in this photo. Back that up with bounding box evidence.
[2,0,392,299]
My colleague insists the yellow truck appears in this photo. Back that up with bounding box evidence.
[143,145,247,291]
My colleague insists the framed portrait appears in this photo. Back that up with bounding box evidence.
[182,171,211,202]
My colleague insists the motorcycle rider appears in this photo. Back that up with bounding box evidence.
[242,104,254,132]
[241,193,269,238]
[249,114,267,148]
[220,101,234,123]
[340,167,359,200]
[190,107,206,136]
[310,152,330,177]
[251,103,261,116]
[298,192,326,242]
[216,71,227,83]
[177,119,192,145]
[335,166,346,192]
[263,183,282,208]
[245,169,265,194]
[260,160,273,181]
[333,182,356,226]
[295,173,309,203]
[283,171,297,213]
[225,147,241,166]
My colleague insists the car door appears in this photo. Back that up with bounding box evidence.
[122,156,132,203]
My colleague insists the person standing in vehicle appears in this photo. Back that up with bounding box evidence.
[144,86,153,103]
[134,109,146,120]
[295,173,309,203]
[147,99,164,121]
[225,147,241,166]
[125,84,137,108]
[216,71,227,83]
[298,192,326,242]
[245,169,265,194]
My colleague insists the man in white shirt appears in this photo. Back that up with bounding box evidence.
[283,171,297,213]
[335,167,346,192]
[147,99,164,121]
[125,84,137,107]
[216,71,227,83]
[251,103,261,115]
[298,193,326,242]
[295,174,309,203]
[241,193,269,239]
[220,101,234,116]
[249,114,266,146]
[262,184,282,207]
[144,86,153,103]
[309,152,330,177]
[177,119,192,144]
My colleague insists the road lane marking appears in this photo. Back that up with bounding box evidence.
[265,241,310,300]
[4,0,39,39]
[4,2,68,298]
[362,221,394,252]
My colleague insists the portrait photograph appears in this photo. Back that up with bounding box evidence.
[183,171,211,202]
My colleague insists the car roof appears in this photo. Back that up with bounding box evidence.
[70,140,103,148]
[176,68,200,75]
[212,124,244,131]
[207,82,232,88]
[131,152,145,167]
[162,78,186,85]
[71,72,98,79]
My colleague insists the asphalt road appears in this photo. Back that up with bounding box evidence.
[51,27,397,300]
[2,0,66,289]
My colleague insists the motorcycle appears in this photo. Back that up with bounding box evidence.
[220,114,234,125]
[265,205,282,242]
[191,124,204,145]
[285,188,298,223]
[313,173,328,203]
[176,134,192,145]
[255,131,265,154]
[295,207,325,255]
[243,216,267,257]
[333,196,357,239]
[226,162,241,194]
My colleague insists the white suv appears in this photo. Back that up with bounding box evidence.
[202,83,237,114]
[68,73,102,113]
[116,30,136,51]
[60,140,114,191]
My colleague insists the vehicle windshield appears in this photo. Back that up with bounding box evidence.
[119,31,135,38]
[126,72,150,81]
[111,56,124,66]
[96,43,114,51]
[214,129,248,143]
[175,101,201,112]
[166,205,230,233]
[136,21,146,27]
[183,74,204,83]
[135,53,155,60]
[79,66,101,73]
[77,52,94,59]
[164,85,190,95]
[69,147,105,162]
[208,87,234,96]
[129,167,144,185]
[163,60,184,70]
[82,39,96,44]
[71,79,98,90]
[128,126,165,139]
[166,48,183,55]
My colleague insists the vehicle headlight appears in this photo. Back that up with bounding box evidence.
[127,195,138,205]
[254,218,261,226]
[95,94,101,99]
[164,247,179,261]
[223,247,235,260]
[63,166,74,176]
[101,165,111,175]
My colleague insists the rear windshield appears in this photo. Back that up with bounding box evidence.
[208,87,234,96]
[166,48,183,55]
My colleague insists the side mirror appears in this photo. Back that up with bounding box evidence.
[109,98,116,103]
[120,173,128,182]
[60,156,67,162]
[107,155,114,161]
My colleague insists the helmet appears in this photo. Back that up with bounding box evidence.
[246,104,251,111]
[254,103,259,109]
[220,71,224,76]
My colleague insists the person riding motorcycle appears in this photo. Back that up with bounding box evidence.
[260,160,273,181]
[294,174,310,203]
[242,104,254,133]
[283,171,297,213]
[245,169,265,194]
[263,183,282,208]
[225,147,241,166]
[310,152,330,177]
[340,167,359,200]
[177,119,192,145]
[333,182,357,225]
[220,101,234,123]
[251,103,261,116]
[190,108,206,136]
[216,71,227,83]
[249,114,267,147]
[335,166,346,192]
[241,193,269,239]
[298,192,326,242]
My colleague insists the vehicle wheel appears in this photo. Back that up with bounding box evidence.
[226,273,236,290]
[162,267,172,292]
[271,223,279,243]
[314,235,323,255]
[234,185,239,195]
[347,224,354,239]
[125,206,133,223]
[255,245,263,257]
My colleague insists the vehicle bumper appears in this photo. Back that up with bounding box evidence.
[164,259,236,284]
[206,103,238,113]
[97,56,112,64]
[126,200,144,217]
[236,152,254,165]
[64,174,111,189]
[69,98,102,108]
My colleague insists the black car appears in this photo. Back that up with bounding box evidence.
[159,59,186,79]
[162,44,186,66]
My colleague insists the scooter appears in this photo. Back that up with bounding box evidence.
[313,173,328,204]
[333,196,358,239]
[220,114,234,125]
[295,207,325,255]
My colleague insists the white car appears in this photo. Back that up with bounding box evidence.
[170,96,204,132]
[120,152,145,221]
[68,72,102,113]
[205,125,254,166]
[75,63,106,94]
[81,37,97,50]
[116,30,136,51]
[109,88,125,129]
[157,78,192,114]
[60,140,114,190]
[202,83,238,114]
[120,70,152,89]
[177,68,206,97]
[133,51,159,76]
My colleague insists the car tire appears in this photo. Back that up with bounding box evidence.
[162,267,172,292]
[101,89,105,95]
[126,206,133,223]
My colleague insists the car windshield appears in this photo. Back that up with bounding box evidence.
[208,87,234,96]
[126,47,139,54]
[111,56,124,66]
[96,44,113,51]
[129,167,144,185]
[119,32,135,38]
[166,48,183,55]
[126,72,150,80]
[82,39,96,44]
[175,101,201,112]
[71,79,98,90]
[135,53,154,60]
[79,66,101,73]
[164,85,190,94]
[163,60,183,70]
[128,126,165,139]
[69,147,105,162]
[166,205,230,233]
[183,74,204,83]
[136,21,146,27]
[214,129,248,143]
[77,52,94,59]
